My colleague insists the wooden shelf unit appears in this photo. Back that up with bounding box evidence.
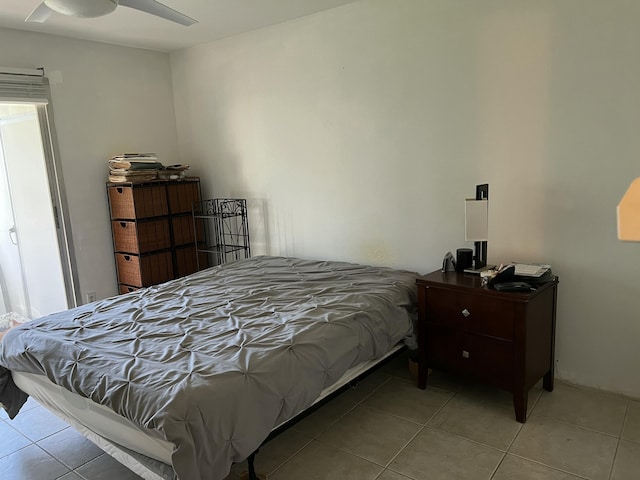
[107,178,206,293]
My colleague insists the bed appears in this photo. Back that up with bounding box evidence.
[0,256,418,480]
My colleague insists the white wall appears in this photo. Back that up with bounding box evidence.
[171,0,640,398]
[0,27,179,302]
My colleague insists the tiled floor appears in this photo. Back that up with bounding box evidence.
[2,351,640,479]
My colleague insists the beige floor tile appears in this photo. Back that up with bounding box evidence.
[57,473,84,480]
[0,444,70,480]
[389,427,503,479]
[317,405,421,465]
[75,453,144,479]
[340,370,392,404]
[493,454,584,479]
[622,399,640,442]
[290,392,358,438]
[532,382,628,435]
[428,394,523,450]
[611,439,640,480]
[6,405,69,442]
[510,416,618,480]
[36,426,103,469]
[363,379,453,425]
[269,440,383,480]
[436,374,544,419]
[376,470,415,480]
[0,420,31,458]
[231,428,312,476]
[526,382,545,415]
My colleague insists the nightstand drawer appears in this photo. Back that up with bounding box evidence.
[426,288,514,340]
[461,333,514,388]
[427,325,513,388]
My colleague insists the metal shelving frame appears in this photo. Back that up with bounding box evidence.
[192,198,250,268]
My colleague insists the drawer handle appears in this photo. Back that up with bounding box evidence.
[462,350,470,359]
[461,308,471,317]
[117,187,123,194]
[120,222,127,228]
[123,255,131,261]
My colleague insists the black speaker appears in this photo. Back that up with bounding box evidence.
[456,248,473,271]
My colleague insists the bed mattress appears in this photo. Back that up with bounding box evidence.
[13,370,175,463]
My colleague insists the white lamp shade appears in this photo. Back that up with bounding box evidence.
[617,177,640,241]
[465,199,488,241]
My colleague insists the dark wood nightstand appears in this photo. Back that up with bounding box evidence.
[415,270,558,422]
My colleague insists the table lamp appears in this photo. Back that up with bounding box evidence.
[464,184,494,273]
[618,177,640,241]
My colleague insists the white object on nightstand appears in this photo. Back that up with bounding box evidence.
[513,263,551,277]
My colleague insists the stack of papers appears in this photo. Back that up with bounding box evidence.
[513,264,551,277]
[108,153,162,183]
[157,164,190,180]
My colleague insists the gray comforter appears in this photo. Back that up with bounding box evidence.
[0,256,417,480]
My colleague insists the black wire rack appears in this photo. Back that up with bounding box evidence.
[192,198,251,267]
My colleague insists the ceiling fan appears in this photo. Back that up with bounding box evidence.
[26,0,198,26]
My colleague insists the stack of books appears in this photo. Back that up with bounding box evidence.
[108,153,164,183]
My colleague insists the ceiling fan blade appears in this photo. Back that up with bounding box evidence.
[25,2,54,23]
[119,0,197,26]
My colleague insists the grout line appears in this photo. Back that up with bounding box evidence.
[269,438,384,475]
[529,413,623,439]
[488,417,527,479]
[307,411,422,470]
[242,372,402,478]
[618,398,631,438]
[421,389,518,454]
[267,376,394,477]
[527,386,544,413]
[0,442,32,461]
[264,436,314,478]
[65,449,107,475]
[358,401,441,428]
[35,425,72,443]
[502,429,524,453]
[424,423,508,455]
[487,452,508,480]
[554,379,640,404]
[376,392,458,476]
[381,424,426,471]
[292,374,456,475]
[607,400,630,480]
[506,452,593,480]
[348,373,394,405]
[378,465,419,480]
